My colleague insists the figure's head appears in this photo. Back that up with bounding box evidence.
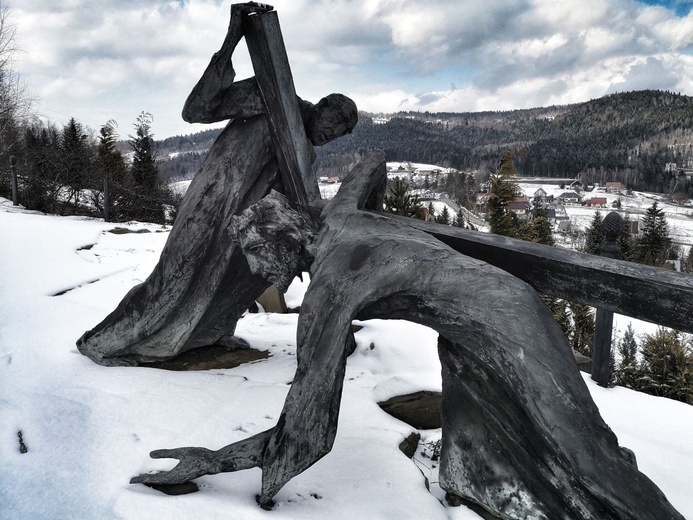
[232,191,315,292]
[305,94,358,146]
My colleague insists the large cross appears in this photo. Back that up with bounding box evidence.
[243,7,320,221]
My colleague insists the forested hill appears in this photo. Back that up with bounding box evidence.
[156,90,693,194]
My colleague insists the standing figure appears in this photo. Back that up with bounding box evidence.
[77,3,357,366]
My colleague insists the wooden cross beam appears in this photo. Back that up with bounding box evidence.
[244,10,319,221]
[385,214,693,334]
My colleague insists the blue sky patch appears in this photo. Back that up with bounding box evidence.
[639,0,693,16]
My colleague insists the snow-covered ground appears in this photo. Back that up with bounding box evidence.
[2,197,692,520]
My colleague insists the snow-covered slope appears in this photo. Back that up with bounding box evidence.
[1,197,691,520]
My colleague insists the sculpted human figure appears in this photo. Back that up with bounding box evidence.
[76,3,357,366]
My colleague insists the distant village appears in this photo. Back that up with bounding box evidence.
[319,161,693,256]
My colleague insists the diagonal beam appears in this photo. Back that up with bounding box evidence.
[244,10,319,221]
[384,214,693,334]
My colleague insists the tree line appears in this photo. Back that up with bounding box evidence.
[1,113,180,224]
[313,90,693,195]
[138,90,693,195]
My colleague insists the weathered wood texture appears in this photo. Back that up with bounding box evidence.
[592,212,624,385]
[244,10,319,219]
[386,215,693,334]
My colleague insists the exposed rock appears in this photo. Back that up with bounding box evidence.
[573,349,592,373]
[378,391,442,430]
[398,432,421,459]
[140,344,268,371]
[144,482,198,495]
[107,227,152,234]
[256,285,288,313]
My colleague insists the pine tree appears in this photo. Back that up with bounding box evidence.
[639,328,693,404]
[584,211,605,254]
[488,148,519,237]
[130,112,158,192]
[128,112,165,223]
[541,296,571,339]
[633,201,671,266]
[684,246,693,273]
[453,211,466,228]
[435,204,451,225]
[569,301,595,357]
[519,201,555,245]
[614,324,640,390]
[60,117,93,209]
[383,177,423,219]
[427,200,435,221]
[21,121,63,213]
[97,120,132,221]
[619,215,634,260]
[98,120,128,182]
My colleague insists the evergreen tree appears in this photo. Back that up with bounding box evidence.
[21,121,63,213]
[454,211,466,228]
[639,328,693,404]
[97,120,131,220]
[569,301,595,357]
[683,246,693,273]
[435,204,451,225]
[98,120,127,177]
[584,211,605,254]
[497,148,517,177]
[129,112,164,223]
[60,117,94,209]
[130,112,159,192]
[541,296,571,339]
[383,177,423,219]
[619,215,634,260]
[633,202,671,266]
[614,324,640,389]
[488,148,520,237]
[427,200,435,221]
[519,201,554,245]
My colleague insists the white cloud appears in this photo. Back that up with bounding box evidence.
[8,0,693,137]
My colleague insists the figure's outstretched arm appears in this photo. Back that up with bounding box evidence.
[131,430,271,486]
[182,3,271,124]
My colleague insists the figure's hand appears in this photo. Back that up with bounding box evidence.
[130,447,219,486]
[223,3,274,57]
[231,2,273,21]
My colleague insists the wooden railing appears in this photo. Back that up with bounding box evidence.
[385,213,693,384]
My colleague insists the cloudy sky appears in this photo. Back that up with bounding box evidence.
[9,0,693,138]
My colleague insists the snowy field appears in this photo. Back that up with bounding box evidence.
[1,196,692,519]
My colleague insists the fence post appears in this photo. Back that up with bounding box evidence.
[10,155,18,206]
[103,178,110,222]
[591,211,623,386]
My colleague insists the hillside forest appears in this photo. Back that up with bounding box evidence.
[150,90,693,199]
